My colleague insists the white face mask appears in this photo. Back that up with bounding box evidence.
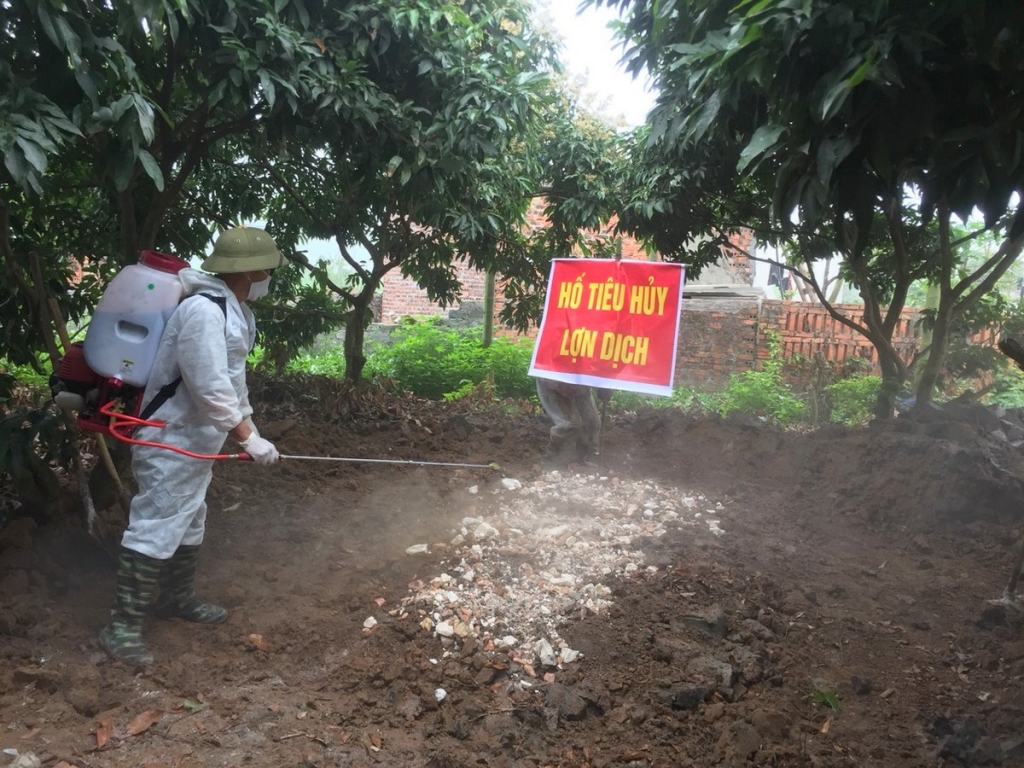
[247,275,271,302]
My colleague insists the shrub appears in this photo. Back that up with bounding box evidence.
[364,321,536,400]
[717,336,807,425]
[1,358,50,396]
[610,385,716,412]
[286,346,347,378]
[988,367,1024,409]
[824,375,882,425]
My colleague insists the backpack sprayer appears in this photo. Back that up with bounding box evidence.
[51,250,498,470]
[51,250,191,435]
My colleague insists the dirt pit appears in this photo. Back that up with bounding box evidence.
[2,386,1024,767]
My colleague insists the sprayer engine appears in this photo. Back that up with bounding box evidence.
[50,342,143,434]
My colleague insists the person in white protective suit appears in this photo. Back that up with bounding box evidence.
[536,378,612,464]
[99,226,283,665]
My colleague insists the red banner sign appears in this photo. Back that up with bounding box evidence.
[529,258,686,396]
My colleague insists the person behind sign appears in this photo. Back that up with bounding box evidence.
[536,378,612,465]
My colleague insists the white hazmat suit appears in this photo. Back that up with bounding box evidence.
[100,226,281,667]
[121,268,256,560]
[535,378,605,461]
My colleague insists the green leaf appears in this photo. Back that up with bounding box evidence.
[256,69,276,109]
[737,124,785,172]
[844,56,873,88]
[182,699,203,713]
[816,136,855,186]
[113,149,135,192]
[35,2,61,49]
[14,137,48,174]
[111,94,134,122]
[293,0,309,28]
[819,70,856,121]
[687,91,722,143]
[3,145,30,185]
[138,149,164,191]
[811,688,841,713]
[74,66,99,107]
[133,95,156,144]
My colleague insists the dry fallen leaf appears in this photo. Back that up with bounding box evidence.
[55,762,79,768]
[820,718,831,734]
[127,709,163,735]
[248,633,272,652]
[95,717,113,749]
[369,732,383,749]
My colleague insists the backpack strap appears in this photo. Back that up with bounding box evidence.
[138,294,227,421]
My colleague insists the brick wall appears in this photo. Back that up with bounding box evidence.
[380,199,662,323]
[380,259,501,323]
[675,299,761,386]
[674,299,926,388]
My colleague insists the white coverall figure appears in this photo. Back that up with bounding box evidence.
[536,378,611,464]
[99,226,282,665]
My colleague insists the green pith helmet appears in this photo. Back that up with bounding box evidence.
[201,226,283,273]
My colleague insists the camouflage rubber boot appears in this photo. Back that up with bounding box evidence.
[152,545,227,624]
[543,434,567,460]
[98,547,161,665]
[574,442,598,467]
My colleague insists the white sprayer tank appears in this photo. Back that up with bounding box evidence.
[83,250,189,387]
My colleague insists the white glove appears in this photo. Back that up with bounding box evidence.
[239,433,279,465]
[243,416,260,438]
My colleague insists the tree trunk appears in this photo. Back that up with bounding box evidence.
[873,346,904,420]
[914,306,952,406]
[344,289,374,383]
[482,270,495,348]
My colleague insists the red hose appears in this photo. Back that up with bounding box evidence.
[99,401,252,461]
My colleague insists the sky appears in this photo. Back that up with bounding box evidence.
[539,1,657,128]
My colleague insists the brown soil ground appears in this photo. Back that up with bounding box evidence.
[2,379,1024,768]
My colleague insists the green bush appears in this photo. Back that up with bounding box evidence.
[363,321,536,400]
[1,358,51,396]
[611,385,717,412]
[824,375,882,425]
[718,365,806,424]
[286,346,347,378]
[988,367,1024,409]
[717,340,807,425]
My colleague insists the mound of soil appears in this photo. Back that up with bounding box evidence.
[1,387,1023,767]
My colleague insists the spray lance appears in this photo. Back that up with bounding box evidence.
[99,402,501,470]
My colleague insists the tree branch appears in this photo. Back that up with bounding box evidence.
[248,301,353,322]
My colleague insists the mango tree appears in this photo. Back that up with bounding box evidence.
[593,0,1024,415]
